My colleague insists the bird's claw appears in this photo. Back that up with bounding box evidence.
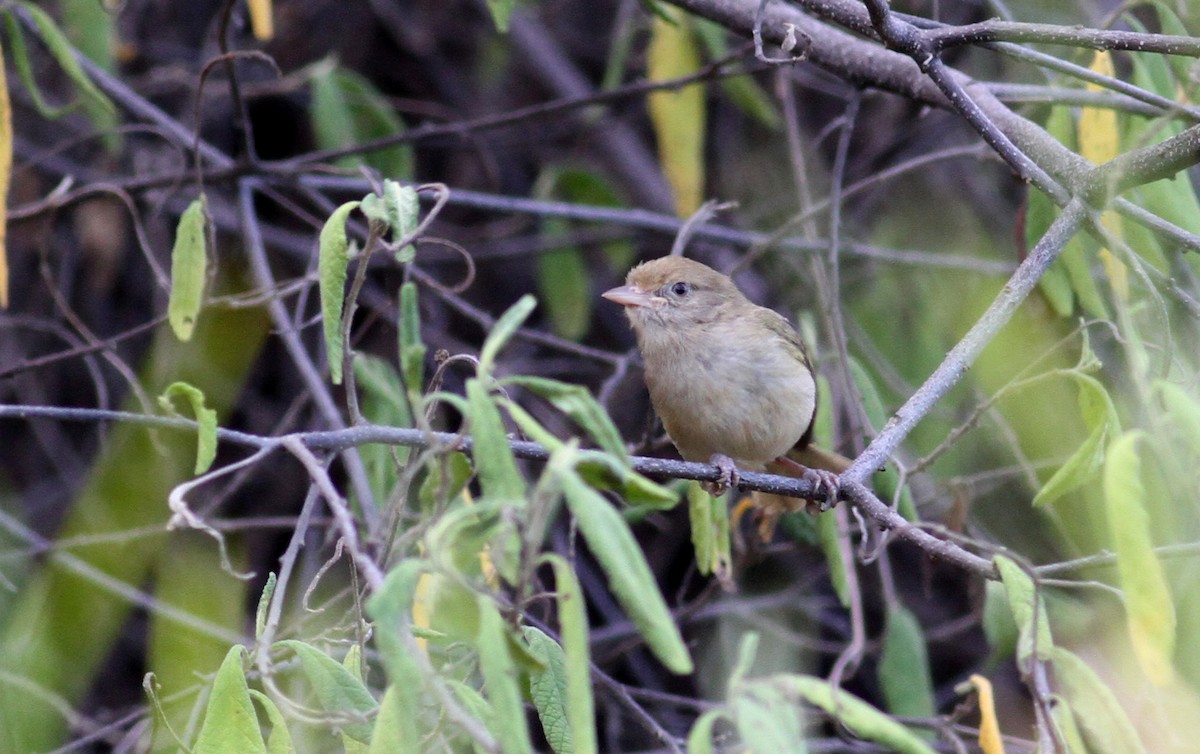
[705,453,740,496]
[802,467,841,513]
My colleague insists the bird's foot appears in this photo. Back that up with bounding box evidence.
[704,453,741,496]
[774,456,840,512]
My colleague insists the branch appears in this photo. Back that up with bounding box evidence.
[0,403,996,577]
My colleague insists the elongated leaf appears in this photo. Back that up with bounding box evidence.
[966,675,1004,754]
[14,3,115,114]
[168,196,209,341]
[398,281,427,395]
[771,675,935,754]
[467,379,526,501]
[1051,647,1148,754]
[732,688,806,754]
[310,63,411,179]
[318,200,361,384]
[247,0,273,40]
[554,452,693,674]
[878,605,935,720]
[276,640,377,743]
[255,572,276,641]
[1103,431,1176,684]
[817,507,849,607]
[981,579,1018,666]
[524,627,574,754]
[536,241,591,341]
[193,646,267,754]
[1033,373,1118,508]
[541,554,596,754]
[479,295,537,377]
[367,685,417,754]
[1156,380,1200,458]
[158,381,218,474]
[647,6,705,216]
[994,555,1053,667]
[686,709,728,754]
[477,598,533,753]
[503,375,625,457]
[848,358,916,520]
[248,690,295,754]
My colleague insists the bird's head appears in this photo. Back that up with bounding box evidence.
[602,256,745,330]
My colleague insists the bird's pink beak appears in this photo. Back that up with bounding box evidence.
[602,284,653,308]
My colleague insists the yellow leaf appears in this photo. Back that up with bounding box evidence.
[247,0,274,41]
[0,36,11,308]
[1079,51,1127,298]
[647,7,705,217]
[968,674,1006,754]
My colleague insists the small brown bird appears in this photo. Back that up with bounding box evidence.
[603,256,848,513]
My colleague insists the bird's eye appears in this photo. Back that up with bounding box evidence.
[669,281,690,297]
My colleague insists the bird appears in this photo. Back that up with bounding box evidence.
[602,255,849,518]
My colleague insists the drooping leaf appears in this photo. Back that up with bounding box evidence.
[476,597,534,753]
[1033,372,1118,508]
[965,675,1005,754]
[647,6,705,217]
[1103,431,1176,684]
[247,689,295,754]
[158,381,218,474]
[981,579,1019,666]
[553,450,693,674]
[11,4,115,116]
[1051,647,1148,754]
[770,675,936,754]
[467,379,526,501]
[994,555,1053,668]
[502,375,625,457]
[878,605,935,721]
[310,61,411,179]
[317,200,361,384]
[524,627,574,754]
[398,281,427,395]
[168,195,210,341]
[540,553,596,754]
[247,0,273,40]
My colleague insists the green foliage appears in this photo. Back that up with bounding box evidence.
[192,647,268,754]
[309,58,412,179]
[168,195,210,342]
[317,200,360,384]
[878,605,935,721]
[158,381,218,474]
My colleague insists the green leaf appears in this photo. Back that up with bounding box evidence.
[770,675,935,754]
[1049,692,1090,754]
[686,709,728,754]
[536,240,591,342]
[878,605,935,720]
[994,555,1053,668]
[553,450,693,674]
[687,483,730,581]
[523,627,574,754]
[368,685,420,754]
[732,687,806,754]
[386,181,420,261]
[158,381,218,474]
[1051,647,1148,754]
[1156,380,1200,458]
[398,282,427,395]
[1033,372,1118,508]
[318,200,361,384]
[193,646,267,754]
[11,3,115,116]
[479,295,537,377]
[692,18,779,129]
[484,0,516,31]
[248,689,296,754]
[275,640,377,744]
[255,572,276,641]
[309,60,412,179]
[540,554,596,754]
[476,598,533,754]
[467,378,527,501]
[981,579,1018,667]
[168,195,209,342]
[848,358,916,520]
[1103,431,1176,684]
[354,354,412,502]
[816,508,849,607]
[364,563,428,750]
[503,375,625,458]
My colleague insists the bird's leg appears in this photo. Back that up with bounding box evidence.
[774,455,840,512]
[705,453,741,495]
